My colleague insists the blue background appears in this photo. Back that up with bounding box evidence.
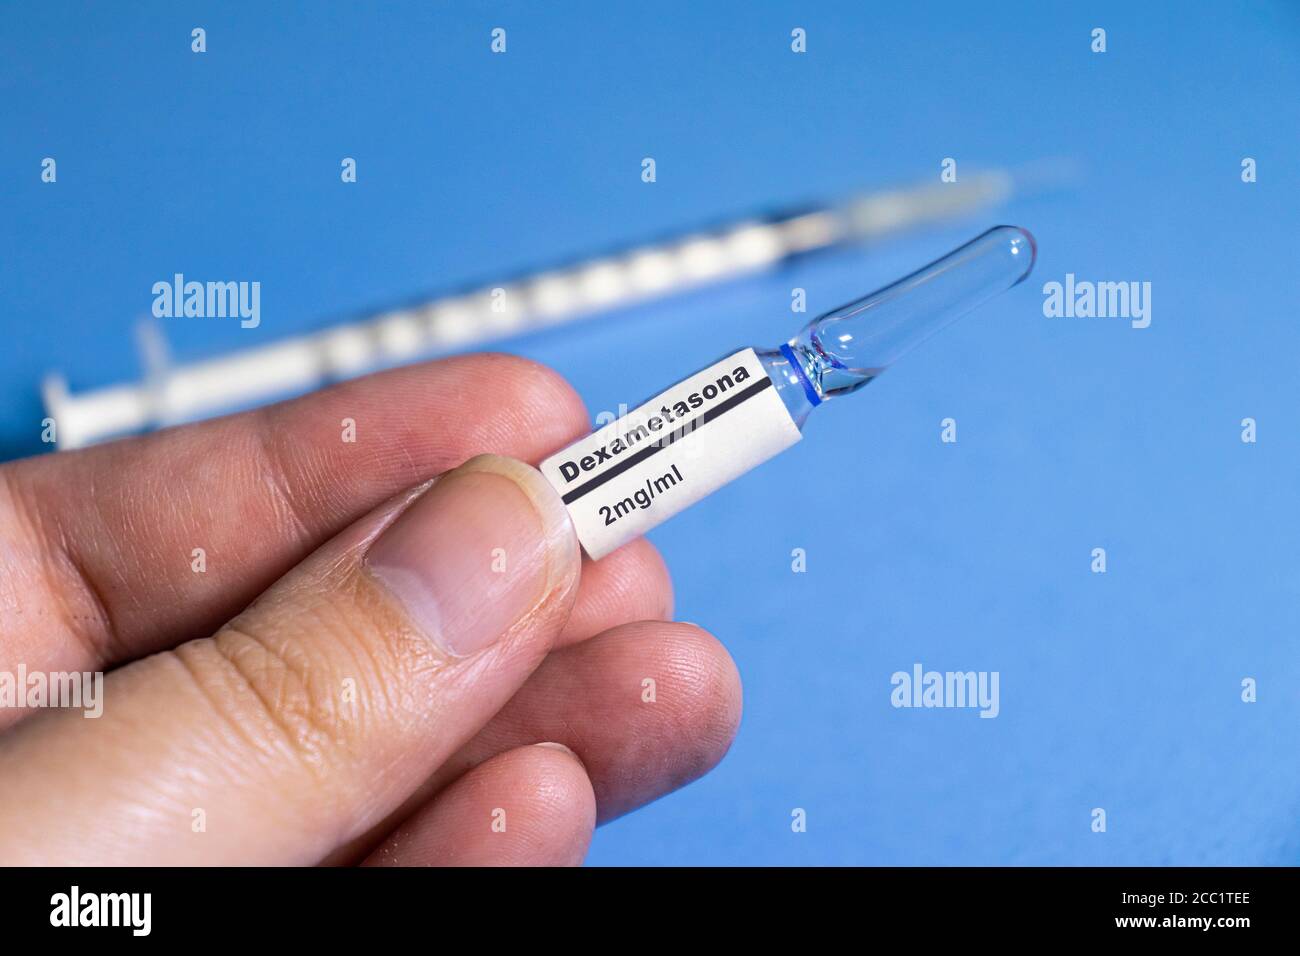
[3,2,1298,864]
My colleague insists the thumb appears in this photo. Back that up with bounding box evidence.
[0,454,581,865]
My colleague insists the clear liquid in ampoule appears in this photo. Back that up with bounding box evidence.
[759,225,1035,425]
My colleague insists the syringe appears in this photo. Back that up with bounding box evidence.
[43,170,1035,450]
[539,225,1036,559]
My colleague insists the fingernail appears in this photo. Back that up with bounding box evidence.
[366,455,577,656]
[533,741,578,758]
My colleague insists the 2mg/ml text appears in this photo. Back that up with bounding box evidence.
[599,465,684,525]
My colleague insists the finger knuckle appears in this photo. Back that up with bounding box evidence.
[174,614,370,783]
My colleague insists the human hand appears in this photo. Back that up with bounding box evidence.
[0,354,741,865]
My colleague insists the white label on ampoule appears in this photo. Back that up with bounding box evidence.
[539,348,802,560]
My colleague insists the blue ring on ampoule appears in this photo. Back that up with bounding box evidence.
[779,343,822,407]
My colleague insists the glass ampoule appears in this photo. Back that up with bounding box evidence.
[540,225,1037,559]
[759,224,1036,428]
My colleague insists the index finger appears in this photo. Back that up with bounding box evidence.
[0,353,588,680]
